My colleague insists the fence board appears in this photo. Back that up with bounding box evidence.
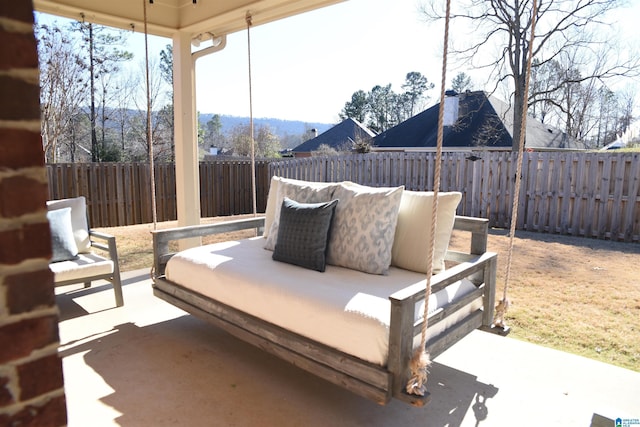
[46,152,639,242]
[267,152,638,243]
[610,157,627,240]
[623,155,640,242]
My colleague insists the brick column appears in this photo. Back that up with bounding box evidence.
[0,1,68,426]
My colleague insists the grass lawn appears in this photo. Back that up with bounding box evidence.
[96,216,640,372]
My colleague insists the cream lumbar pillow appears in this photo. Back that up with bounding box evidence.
[391,191,462,274]
[326,183,404,275]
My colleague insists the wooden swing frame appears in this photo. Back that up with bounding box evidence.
[151,215,497,406]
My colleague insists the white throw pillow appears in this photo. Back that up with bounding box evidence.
[263,176,281,238]
[264,178,338,250]
[326,183,404,275]
[46,196,91,253]
[47,207,79,262]
[391,191,462,274]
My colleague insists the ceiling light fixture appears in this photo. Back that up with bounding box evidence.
[191,32,223,48]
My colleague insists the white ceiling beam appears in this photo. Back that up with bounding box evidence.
[33,0,345,38]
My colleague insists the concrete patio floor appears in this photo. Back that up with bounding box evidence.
[56,269,640,427]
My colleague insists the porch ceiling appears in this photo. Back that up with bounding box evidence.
[33,0,345,38]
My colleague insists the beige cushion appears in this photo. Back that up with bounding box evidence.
[326,183,404,275]
[391,191,462,274]
[46,196,91,253]
[264,177,339,250]
[50,252,114,283]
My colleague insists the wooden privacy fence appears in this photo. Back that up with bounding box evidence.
[47,160,270,228]
[47,152,639,242]
[271,152,640,243]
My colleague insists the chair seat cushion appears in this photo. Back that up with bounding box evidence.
[50,252,114,283]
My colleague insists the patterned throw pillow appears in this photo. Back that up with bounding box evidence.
[326,183,404,275]
[47,207,79,263]
[273,198,339,272]
[264,179,338,250]
[391,191,462,274]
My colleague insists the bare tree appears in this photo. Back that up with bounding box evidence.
[422,0,639,151]
[109,74,138,152]
[37,23,89,163]
[616,85,637,137]
[529,43,635,146]
[127,58,173,162]
[72,21,132,161]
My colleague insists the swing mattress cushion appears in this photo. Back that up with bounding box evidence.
[164,237,481,366]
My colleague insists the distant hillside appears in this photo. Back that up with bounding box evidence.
[199,114,334,149]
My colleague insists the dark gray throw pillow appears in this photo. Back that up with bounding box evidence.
[47,207,79,263]
[273,197,339,272]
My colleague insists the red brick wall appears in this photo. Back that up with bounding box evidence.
[0,1,68,426]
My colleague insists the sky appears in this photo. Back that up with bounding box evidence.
[192,0,446,124]
[37,0,640,126]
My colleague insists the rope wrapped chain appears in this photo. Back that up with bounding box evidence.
[492,298,510,329]
[405,0,450,397]
[490,0,538,334]
[406,350,432,396]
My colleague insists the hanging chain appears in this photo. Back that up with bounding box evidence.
[406,0,451,397]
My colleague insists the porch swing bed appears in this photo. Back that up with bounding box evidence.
[151,178,498,406]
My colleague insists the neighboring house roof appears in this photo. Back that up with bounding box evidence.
[292,118,375,153]
[373,90,584,151]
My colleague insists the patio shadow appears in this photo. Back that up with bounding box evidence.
[61,315,499,427]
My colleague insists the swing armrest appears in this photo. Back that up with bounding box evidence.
[451,215,489,254]
[390,252,497,304]
[388,251,498,403]
[152,216,266,278]
[387,216,497,405]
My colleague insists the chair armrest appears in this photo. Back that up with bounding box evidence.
[88,229,123,306]
[89,229,119,264]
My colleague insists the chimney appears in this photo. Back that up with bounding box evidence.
[309,128,318,138]
[443,90,459,126]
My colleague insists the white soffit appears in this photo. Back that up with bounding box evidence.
[33,0,345,38]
